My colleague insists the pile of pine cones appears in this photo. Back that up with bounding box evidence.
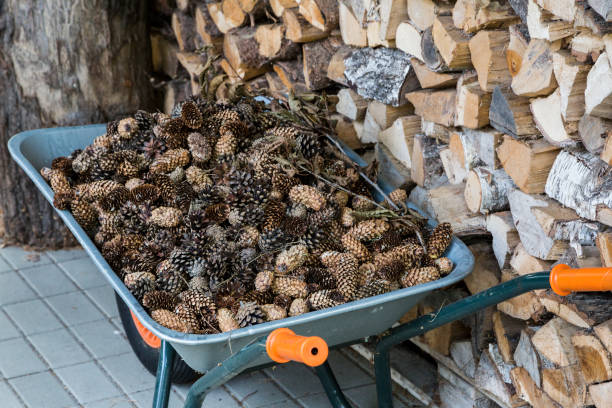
[42,95,454,335]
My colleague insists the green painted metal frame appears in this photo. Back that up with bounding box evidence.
[149,272,552,408]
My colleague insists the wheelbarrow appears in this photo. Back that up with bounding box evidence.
[8,125,612,408]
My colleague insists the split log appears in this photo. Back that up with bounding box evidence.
[511,39,558,97]
[574,2,612,35]
[571,331,612,384]
[578,114,612,154]
[585,51,612,120]
[432,15,473,70]
[527,0,576,41]
[453,0,519,33]
[326,46,352,86]
[406,89,456,126]
[273,60,307,93]
[336,88,367,120]
[207,2,234,34]
[421,119,450,142]
[530,89,579,147]
[514,330,543,387]
[365,22,395,48]
[510,367,557,408]
[552,50,591,122]
[172,11,197,52]
[532,317,579,367]
[221,0,247,30]
[339,2,367,46]
[407,0,453,32]
[299,0,339,32]
[508,0,529,24]
[409,184,488,236]
[224,27,270,80]
[589,0,612,21]
[265,71,288,94]
[176,51,207,93]
[411,134,446,188]
[378,0,408,41]
[450,340,478,378]
[420,289,471,356]
[303,37,342,90]
[496,136,560,193]
[508,189,599,260]
[486,211,520,269]
[420,27,451,72]
[195,4,224,50]
[469,30,512,92]
[464,167,515,214]
[596,232,612,267]
[493,310,524,364]
[595,319,612,354]
[361,110,381,144]
[589,381,612,408]
[237,0,265,14]
[283,8,328,43]
[440,148,468,184]
[498,268,546,320]
[344,47,419,107]
[219,58,242,83]
[164,80,191,115]
[254,24,300,62]
[570,32,606,64]
[539,290,612,329]
[396,23,424,62]
[489,86,538,137]
[545,149,612,227]
[377,116,421,170]
[455,81,492,129]
[151,32,181,78]
[602,133,612,165]
[474,349,516,406]
[535,0,577,22]
[375,144,414,189]
[412,59,461,89]
[488,343,515,387]
[542,365,589,408]
[506,23,530,77]
[270,0,298,17]
[509,243,553,278]
[331,114,362,150]
[367,100,414,129]
[439,366,496,408]
[449,128,503,172]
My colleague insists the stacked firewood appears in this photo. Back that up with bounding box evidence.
[148,0,611,406]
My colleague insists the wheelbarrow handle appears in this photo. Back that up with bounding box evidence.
[550,264,612,296]
[266,328,328,367]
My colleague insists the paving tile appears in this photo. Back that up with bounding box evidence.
[71,320,131,359]
[99,353,155,394]
[19,263,78,297]
[86,285,119,318]
[46,248,87,263]
[4,299,63,335]
[46,291,104,326]
[265,363,324,398]
[0,337,47,378]
[28,328,91,368]
[266,399,300,407]
[130,388,184,408]
[55,362,122,404]
[0,310,21,341]
[82,396,135,408]
[0,271,37,305]
[344,383,407,408]
[0,255,13,274]
[10,371,76,408]
[0,246,52,270]
[0,380,25,408]
[298,392,335,408]
[226,371,292,408]
[326,351,374,389]
[59,257,108,289]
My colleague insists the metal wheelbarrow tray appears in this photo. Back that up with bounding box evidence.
[8,124,474,373]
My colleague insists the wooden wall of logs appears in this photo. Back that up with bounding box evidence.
[150,0,612,406]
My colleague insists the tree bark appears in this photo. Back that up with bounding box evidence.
[0,1,155,249]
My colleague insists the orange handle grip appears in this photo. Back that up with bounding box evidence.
[266,328,328,367]
[550,264,612,296]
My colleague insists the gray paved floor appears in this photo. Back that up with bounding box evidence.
[0,245,419,407]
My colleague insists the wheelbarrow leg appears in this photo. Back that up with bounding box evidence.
[152,340,175,408]
[314,361,353,408]
[374,272,551,408]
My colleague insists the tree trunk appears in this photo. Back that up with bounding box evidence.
[0,1,156,249]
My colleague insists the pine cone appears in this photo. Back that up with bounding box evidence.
[179,290,216,316]
[340,207,355,227]
[348,219,389,241]
[187,132,212,163]
[434,257,453,275]
[150,149,190,174]
[240,290,274,305]
[204,203,230,223]
[400,267,440,287]
[71,199,98,228]
[131,184,161,203]
[427,223,453,259]
[185,166,212,192]
[255,270,274,292]
[272,276,308,298]
[263,199,286,232]
[288,298,309,316]
[124,272,156,300]
[49,170,72,195]
[307,290,344,310]
[215,132,237,161]
[341,233,370,262]
[356,280,393,300]
[235,301,265,327]
[289,185,326,211]
[389,189,407,205]
[374,243,424,269]
[150,207,182,228]
[82,180,123,200]
[142,290,178,310]
[296,132,321,159]
[188,276,209,293]
[151,309,190,332]
[377,259,405,282]
[275,245,308,275]
[238,226,259,248]
[258,228,288,252]
[217,308,239,332]
[174,303,201,332]
[357,263,377,286]
[352,196,375,211]
[261,304,287,321]
[53,191,75,210]
[273,294,292,310]
[180,101,204,129]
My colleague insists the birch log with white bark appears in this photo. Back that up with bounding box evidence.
[545,149,612,227]
[464,167,516,214]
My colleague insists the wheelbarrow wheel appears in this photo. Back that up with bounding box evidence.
[115,293,199,384]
